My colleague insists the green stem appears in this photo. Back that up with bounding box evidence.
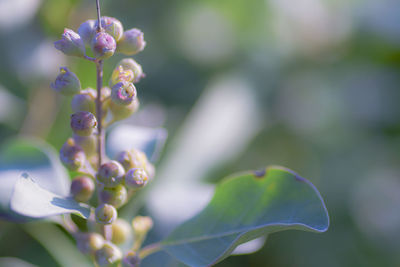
[138,243,162,259]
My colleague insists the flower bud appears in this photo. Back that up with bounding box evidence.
[122,251,140,267]
[125,168,148,189]
[117,28,146,55]
[132,216,153,234]
[91,32,116,60]
[78,19,96,46]
[51,67,81,96]
[71,88,96,113]
[73,134,97,157]
[54,28,85,57]
[95,203,117,225]
[96,17,124,42]
[76,232,104,255]
[97,161,125,187]
[95,242,122,267]
[117,58,145,83]
[109,65,134,87]
[99,184,127,208]
[60,138,85,171]
[71,111,97,136]
[70,176,95,202]
[116,149,154,178]
[110,98,139,121]
[111,219,132,244]
[111,81,137,106]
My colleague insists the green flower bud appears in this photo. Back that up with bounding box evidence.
[73,133,97,157]
[97,161,125,187]
[70,176,95,202]
[116,149,154,178]
[70,111,97,136]
[99,184,127,208]
[122,251,140,267]
[96,17,124,42]
[78,19,96,46]
[132,216,153,235]
[54,28,85,57]
[125,168,148,189]
[71,88,96,113]
[95,203,117,225]
[60,138,86,171]
[111,219,132,244]
[111,81,137,106]
[91,32,116,60]
[117,28,146,55]
[51,67,81,96]
[110,98,139,121]
[109,65,134,87]
[117,58,145,83]
[76,232,104,255]
[95,242,122,267]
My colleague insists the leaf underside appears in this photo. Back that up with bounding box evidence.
[162,166,329,267]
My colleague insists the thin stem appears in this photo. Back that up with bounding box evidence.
[95,0,102,31]
[95,60,104,169]
[138,243,162,259]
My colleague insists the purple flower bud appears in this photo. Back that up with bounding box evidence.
[60,138,86,171]
[54,28,85,57]
[95,204,117,225]
[76,232,104,255]
[91,32,116,59]
[122,251,140,267]
[96,16,124,42]
[117,28,146,55]
[111,81,137,106]
[125,168,148,189]
[78,19,96,46]
[51,67,81,96]
[109,65,134,87]
[70,176,95,203]
[70,111,97,136]
[71,88,96,113]
[99,184,127,208]
[110,98,139,121]
[117,58,145,83]
[116,149,154,178]
[97,161,125,187]
[95,242,122,266]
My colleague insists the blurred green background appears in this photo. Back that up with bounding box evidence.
[1,0,400,266]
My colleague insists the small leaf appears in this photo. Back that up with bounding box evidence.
[161,166,329,267]
[0,257,37,267]
[10,173,91,219]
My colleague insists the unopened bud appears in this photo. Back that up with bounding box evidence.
[110,98,139,121]
[125,168,148,189]
[117,58,145,83]
[51,67,81,96]
[78,19,96,46]
[91,32,116,59]
[71,111,97,136]
[95,242,122,267]
[95,203,117,225]
[111,81,137,106]
[132,216,153,234]
[96,17,124,42]
[117,28,146,55]
[76,232,104,255]
[60,138,85,171]
[111,219,132,244]
[97,161,125,187]
[54,28,85,57]
[116,149,154,178]
[109,65,134,87]
[99,184,127,208]
[71,88,96,113]
[73,134,97,157]
[70,176,95,202]
[122,251,140,267]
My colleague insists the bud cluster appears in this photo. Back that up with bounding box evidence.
[52,14,155,267]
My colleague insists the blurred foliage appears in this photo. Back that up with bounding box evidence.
[1,0,400,266]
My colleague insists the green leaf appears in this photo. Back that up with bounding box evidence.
[0,138,70,221]
[10,173,91,219]
[161,166,329,267]
[0,257,38,267]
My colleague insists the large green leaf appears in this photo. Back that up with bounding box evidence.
[161,166,329,267]
[10,173,91,219]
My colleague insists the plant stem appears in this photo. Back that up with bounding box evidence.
[95,60,104,169]
[96,0,102,31]
[138,243,162,259]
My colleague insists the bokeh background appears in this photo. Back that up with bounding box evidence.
[1,0,400,266]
